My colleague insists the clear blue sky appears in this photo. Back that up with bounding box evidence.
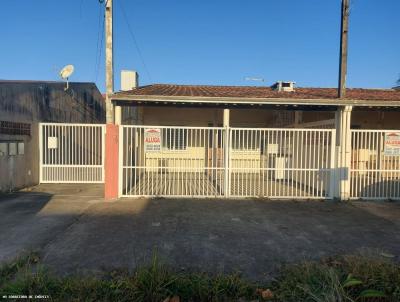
[0,0,399,92]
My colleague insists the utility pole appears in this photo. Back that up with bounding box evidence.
[338,0,350,98]
[105,0,114,123]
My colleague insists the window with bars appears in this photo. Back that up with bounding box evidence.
[162,129,187,150]
[231,131,260,150]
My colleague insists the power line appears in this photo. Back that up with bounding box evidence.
[117,0,153,82]
[94,3,105,83]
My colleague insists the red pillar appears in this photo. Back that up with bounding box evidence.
[104,124,119,200]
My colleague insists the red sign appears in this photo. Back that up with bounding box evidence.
[384,132,400,156]
[144,128,161,151]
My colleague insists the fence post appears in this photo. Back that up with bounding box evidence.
[224,126,230,197]
[223,109,230,197]
[38,123,43,183]
[329,129,336,199]
[104,124,120,200]
[334,106,352,200]
[118,125,123,197]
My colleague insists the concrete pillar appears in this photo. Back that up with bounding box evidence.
[223,108,230,127]
[105,0,114,124]
[115,105,122,125]
[334,106,352,200]
[104,124,119,200]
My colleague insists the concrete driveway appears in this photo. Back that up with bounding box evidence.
[1,184,399,281]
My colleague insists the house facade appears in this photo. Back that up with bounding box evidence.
[102,73,400,200]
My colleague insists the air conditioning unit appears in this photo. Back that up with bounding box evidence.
[271,81,296,92]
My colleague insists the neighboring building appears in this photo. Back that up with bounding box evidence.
[0,80,105,192]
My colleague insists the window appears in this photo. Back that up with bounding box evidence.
[231,131,260,150]
[0,121,30,136]
[163,129,187,150]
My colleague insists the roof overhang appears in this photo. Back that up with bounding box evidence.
[110,94,400,108]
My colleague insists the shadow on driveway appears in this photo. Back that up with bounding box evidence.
[37,195,400,281]
[0,184,103,264]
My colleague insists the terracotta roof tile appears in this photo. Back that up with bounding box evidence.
[115,84,400,101]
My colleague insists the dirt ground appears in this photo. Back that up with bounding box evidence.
[1,184,399,281]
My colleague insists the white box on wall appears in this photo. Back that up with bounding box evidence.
[0,143,7,156]
[8,142,17,155]
[267,144,279,155]
[275,157,287,180]
[18,142,25,155]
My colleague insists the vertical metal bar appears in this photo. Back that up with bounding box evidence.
[316,131,321,197]
[300,130,304,198]
[330,130,336,199]
[118,125,123,197]
[39,124,43,183]
[228,127,232,197]
[101,126,106,182]
[312,130,316,197]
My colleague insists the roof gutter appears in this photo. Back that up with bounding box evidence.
[110,94,400,108]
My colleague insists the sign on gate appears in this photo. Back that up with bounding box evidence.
[144,128,161,152]
[47,137,58,149]
[384,132,400,156]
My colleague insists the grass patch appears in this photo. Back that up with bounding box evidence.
[0,253,399,301]
[273,255,400,302]
[0,251,40,287]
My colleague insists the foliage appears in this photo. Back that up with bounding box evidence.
[1,252,399,301]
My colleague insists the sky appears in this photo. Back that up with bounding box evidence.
[0,0,399,92]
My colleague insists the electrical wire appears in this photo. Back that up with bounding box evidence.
[94,3,105,83]
[117,0,153,82]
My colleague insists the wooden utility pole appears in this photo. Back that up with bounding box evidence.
[105,0,114,123]
[338,0,350,98]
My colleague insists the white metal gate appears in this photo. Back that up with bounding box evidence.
[229,128,336,198]
[120,126,226,197]
[350,130,400,200]
[120,126,336,199]
[39,123,105,183]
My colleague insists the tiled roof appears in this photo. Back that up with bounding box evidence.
[115,84,400,101]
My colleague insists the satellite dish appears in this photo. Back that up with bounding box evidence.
[59,64,74,90]
[60,64,74,79]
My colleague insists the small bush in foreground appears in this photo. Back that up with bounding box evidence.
[273,255,400,302]
[0,253,399,301]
